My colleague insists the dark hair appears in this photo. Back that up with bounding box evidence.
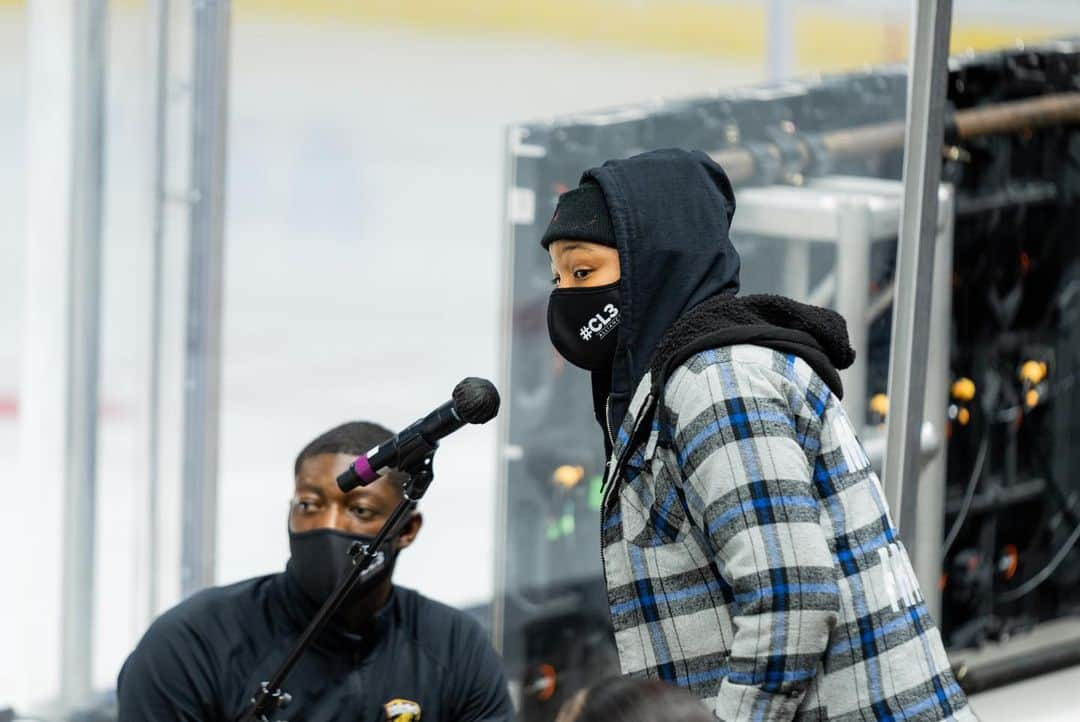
[567,677,714,722]
[293,421,407,489]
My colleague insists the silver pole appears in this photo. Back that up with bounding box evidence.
[146,0,170,619]
[883,0,953,546]
[910,186,954,620]
[181,0,230,597]
[60,0,106,706]
[767,0,795,81]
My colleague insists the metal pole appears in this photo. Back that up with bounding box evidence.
[145,0,170,622]
[882,0,953,543]
[181,0,230,597]
[60,0,106,706]
[767,0,796,81]
[910,186,954,620]
[707,93,1080,185]
[492,127,521,656]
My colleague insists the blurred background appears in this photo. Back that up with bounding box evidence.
[1,0,1079,720]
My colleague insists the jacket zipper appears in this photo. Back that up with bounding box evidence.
[601,393,654,512]
[600,395,615,619]
[599,392,654,613]
[605,395,616,450]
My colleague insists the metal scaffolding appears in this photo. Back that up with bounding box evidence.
[180,0,231,600]
[18,0,232,712]
[60,0,107,706]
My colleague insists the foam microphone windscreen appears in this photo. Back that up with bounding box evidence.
[452,377,500,424]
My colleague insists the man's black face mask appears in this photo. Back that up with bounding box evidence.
[547,281,622,371]
[286,527,398,609]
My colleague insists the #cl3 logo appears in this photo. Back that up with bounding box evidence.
[579,303,619,341]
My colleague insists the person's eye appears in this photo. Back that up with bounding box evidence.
[551,275,560,287]
[572,268,592,280]
[294,499,317,513]
[351,506,375,520]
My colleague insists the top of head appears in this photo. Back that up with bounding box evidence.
[452,377,500,425]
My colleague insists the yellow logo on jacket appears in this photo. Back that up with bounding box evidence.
[384,698,422,721]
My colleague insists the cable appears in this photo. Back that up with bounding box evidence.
[942,432,990,557]
[990,344,1080,603]
[997,520,1080,603]
[993,371,1078,420]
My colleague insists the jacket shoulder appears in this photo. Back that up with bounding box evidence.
[665,344,801,394]
[676,344,817,380]
[663,345,834,425]
[395,586,492,651]
[138,574,275,654]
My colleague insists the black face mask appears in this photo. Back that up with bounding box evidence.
[286,527,398,609]
[547,281,622,371]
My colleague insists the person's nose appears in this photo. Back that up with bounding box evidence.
[324,505,354,533]
[322,504,347,531]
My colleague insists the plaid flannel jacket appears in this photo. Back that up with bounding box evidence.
[600,344,976,721]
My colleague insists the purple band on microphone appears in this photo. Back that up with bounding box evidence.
[353,455,379,485]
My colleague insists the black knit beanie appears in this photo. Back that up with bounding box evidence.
[540,182,616,250]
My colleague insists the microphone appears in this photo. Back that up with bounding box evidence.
[336,377,500,492]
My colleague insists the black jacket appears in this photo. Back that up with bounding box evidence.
[117,574,512,722]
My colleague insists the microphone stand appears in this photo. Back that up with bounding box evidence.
[239,448,439,722]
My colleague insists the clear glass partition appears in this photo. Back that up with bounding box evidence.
[498,36,1080,720]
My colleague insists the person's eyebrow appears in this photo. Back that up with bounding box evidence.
[294,480,327,497]
[345,486,394,510]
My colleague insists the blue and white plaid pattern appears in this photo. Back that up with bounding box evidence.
[601,345,976,721]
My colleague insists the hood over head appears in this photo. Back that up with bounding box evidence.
[582,149,741,432]
[564,148,855,450]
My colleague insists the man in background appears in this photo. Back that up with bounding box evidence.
[119,420,512,721]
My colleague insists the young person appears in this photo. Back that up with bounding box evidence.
[542,148,975,721]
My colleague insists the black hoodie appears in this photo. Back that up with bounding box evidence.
[579,149,854,447]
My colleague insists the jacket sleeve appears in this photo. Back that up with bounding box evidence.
[450,617,515,722]
[117,607,223,722]
[667,353,840,721]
